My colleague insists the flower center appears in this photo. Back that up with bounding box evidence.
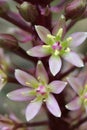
[36,85,46,95]
[52,42,62,51]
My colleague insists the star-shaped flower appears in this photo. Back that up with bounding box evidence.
[65,73,87,113]
[27,26,87,76]
[7,61,67,121]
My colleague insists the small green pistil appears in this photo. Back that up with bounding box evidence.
[36,85,46,95]
[35,84,51,101]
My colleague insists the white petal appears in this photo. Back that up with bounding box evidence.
[27,45,49,57]
[15,69,38,88]
[25,101,42,121]
[35,25,51,43]
[67,77,83,95]
[49,80,67,94]
[36,61,49,84]
[63,51,84,67]
[65,97,81,110]
[70,32,87,47]
[49,55,62,76]
[46,94,61,117]
[7,88,34,101]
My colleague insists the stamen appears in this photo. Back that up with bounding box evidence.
[65,47,70,53]
[42,45,51,49]
[56,28,63,38]
[66,37,72,42]
[21,91,29,96]
[47,34,55,39]
[25,82,30,86]
[84,99,87,105]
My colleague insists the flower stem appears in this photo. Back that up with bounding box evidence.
[13,120,48,129]
[71,117,87,129]
[13,46,38,63]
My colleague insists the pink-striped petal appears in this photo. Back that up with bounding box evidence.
[49,80,67,94]
[70,32,87,47]
[27,45,49,57]
[46,94,61,117]
[36,61,49,84]
[63,51,84,67]
[15,69,38,88]
[65,97,81,110]
[67,77,84,95]
[25,100,42,121]
[35,25,51,43]
[7,88,34,101]
[49,55,62,76]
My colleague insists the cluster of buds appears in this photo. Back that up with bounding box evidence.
[18,2,39,24]
[65,0,87,20]
[0,0,9,16]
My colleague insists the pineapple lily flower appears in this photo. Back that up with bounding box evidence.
[65,73,87,113]
[7,61,67,121]
[27,26,87,76]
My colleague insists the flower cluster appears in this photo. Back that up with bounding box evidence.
[6,25,87,122]
[0,0,87,129]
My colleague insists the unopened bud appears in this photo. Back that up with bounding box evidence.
[65,0,86,20]
[0,0,9,15]
[18,2,38,23]
[0,34,18,50]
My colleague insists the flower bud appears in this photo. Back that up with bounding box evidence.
[0,34,18,50]
[65,0,86,20]
[18,2,38,23]
[0,0,10,15]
